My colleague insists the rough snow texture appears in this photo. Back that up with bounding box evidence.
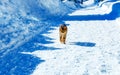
[0,0,71,51]
[22,1,120,75]
[29,20,120,75]
[1,0,120,75]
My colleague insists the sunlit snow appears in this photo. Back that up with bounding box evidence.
[1,0,120,75]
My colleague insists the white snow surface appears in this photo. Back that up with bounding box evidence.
[82,0,94,6]
[23,1,120,75]
[69,1,120,16]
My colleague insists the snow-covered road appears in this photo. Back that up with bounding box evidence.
[23,1,120,75]
[29,20,120,75]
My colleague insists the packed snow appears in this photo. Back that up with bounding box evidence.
[21,1,120,75]
[1,0,120,75]
[28,20,120,75]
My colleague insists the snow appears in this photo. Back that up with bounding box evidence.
[0,0,72,51]
[116,17,120,25]
[28,20,120,75]
[82,0,94,7]
[69,0,120,16]
[20,1,120,75]
[1,0,120,75]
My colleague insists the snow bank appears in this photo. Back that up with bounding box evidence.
[69,1,120,15]
[14,0,72,20]
[0,0,72,51]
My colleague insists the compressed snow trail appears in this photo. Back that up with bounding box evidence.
[23,2,120,75]
[23,18,120,75]
[29,20,120,75]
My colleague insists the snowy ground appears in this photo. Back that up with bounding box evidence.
[1,0,120,75]
[21,1,120,75]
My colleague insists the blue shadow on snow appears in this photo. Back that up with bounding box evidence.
[0,52,44,75]
[62,2,120,21]
[71,42,96,47]
[1,1,120,75]
[0,22,62,75]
